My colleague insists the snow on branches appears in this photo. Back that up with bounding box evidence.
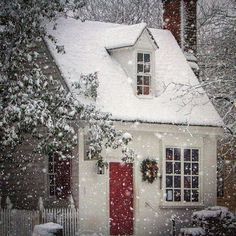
[0,0,133,161]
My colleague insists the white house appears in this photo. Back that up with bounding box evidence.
[45,1,223,235]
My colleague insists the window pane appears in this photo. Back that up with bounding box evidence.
[137,53,143,62]
[192,190,199,202]
[137,64,143,73]
[192,176,199,188]
[174,190,181,201]
[48,162,54,173]
[166,189,173,201]
[174,176,181,188]
[184,149,191,161]
[166,176,173,188]
[166,162,173,174]
[174,148,181,160]
[143,86,150,95]
[137,76,143,85]
[184,190,191,202]
[184,176,191,188]
[49,155,53,162]
[184,163,191,175]
[144,76,150,85]
[166,148,173,160]
[174,162,181,174]
[144,54,150,62]
[192,149,199,161]
[144,64,150,73]
[137,86,142,95]
[192,163,199,175]
[50,186,55,196]
[49,175,55,185]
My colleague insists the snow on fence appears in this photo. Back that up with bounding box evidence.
[42,208,79,236]
[0,209,39,236]
[0,208,79,236]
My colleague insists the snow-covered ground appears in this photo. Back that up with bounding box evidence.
[32,222,63,236]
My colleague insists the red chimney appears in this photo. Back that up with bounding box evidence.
[162,0,197,54]
[162,0,182,46]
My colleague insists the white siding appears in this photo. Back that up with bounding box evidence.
[78,123,221,235]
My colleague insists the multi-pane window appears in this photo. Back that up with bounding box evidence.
[166,148,181,201]
[48,154,71,198]
[183,149,199,202]
[137,52,151,95]
[48,154,56,196]
[165,148,200,203]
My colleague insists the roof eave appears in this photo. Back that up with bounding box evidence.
[112,119,224,135]
[105,44,134,52]
[111,118,224,129]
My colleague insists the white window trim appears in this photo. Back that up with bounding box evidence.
[161,146,204,207]
[135,50,154,98]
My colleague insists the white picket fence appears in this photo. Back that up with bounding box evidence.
[0,208,79,236]
[0,209,39,236]
[42,208,79,236]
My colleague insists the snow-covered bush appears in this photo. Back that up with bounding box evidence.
[72,73,99,99]
[192,206,236,236]
[180,227,205,236]
[33,222,63,236]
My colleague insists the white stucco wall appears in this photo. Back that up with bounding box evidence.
[77,122,222,236]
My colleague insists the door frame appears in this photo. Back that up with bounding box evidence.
[108,162,135,236]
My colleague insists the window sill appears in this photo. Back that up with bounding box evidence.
[159,202,205,209]
[136,94,153,99]
[48,195,58,200]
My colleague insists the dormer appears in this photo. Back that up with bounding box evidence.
[105,23,158,97]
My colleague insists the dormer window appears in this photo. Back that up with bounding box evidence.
[137,52,151,96]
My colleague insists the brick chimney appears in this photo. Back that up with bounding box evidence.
[162,0,198,54]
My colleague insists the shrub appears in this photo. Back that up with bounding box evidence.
[192,206,236,236]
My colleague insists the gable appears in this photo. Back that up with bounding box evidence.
[105,23,158,51]
[135,29,157,51]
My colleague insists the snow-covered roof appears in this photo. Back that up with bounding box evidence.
[46,18,223,127]
[104,23,158,50]
[105,23,146,50]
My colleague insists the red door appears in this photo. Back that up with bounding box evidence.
[109,162,134,235]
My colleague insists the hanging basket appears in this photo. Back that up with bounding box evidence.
[140,158,159,183]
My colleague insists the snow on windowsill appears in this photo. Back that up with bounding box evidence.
[136,94,154,99]
[159,202,205,209]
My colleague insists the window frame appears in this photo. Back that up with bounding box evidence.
[162,146,203,207]
[47,153,72,198]
[136,51,153,97]
[48,154,57,197]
